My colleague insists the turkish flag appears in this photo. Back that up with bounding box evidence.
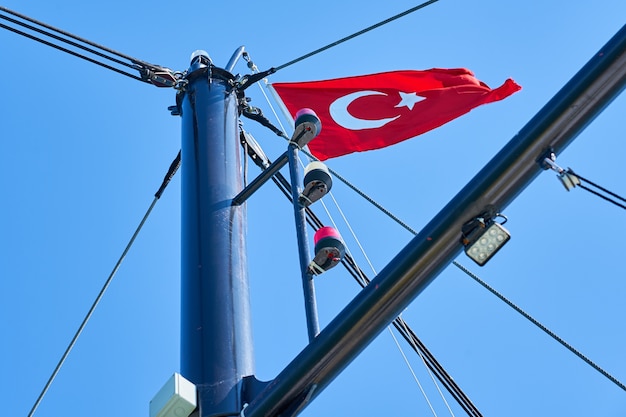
[270,68,521,160]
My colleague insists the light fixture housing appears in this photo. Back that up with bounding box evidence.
[462,212,510,266]
[309,226,345,275]
[299,161,332,206]
[290,108,321,148]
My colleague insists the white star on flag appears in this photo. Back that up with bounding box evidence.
[395,91,425,110]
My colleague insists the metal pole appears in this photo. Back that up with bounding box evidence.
[242,24,626,417]
[233,151,289,205]
[287,144,320,341]
[180,55,254,417]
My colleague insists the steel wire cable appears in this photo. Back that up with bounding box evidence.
[567,168,626,210]
[452,261,626,392]
[0,6,156,69]
[571,170,626,203]
[27,153,181,417]
[577,183,626,210]
[274,0,440,71]
[0,13,137,70]
[0,22,145,83]
[0,6,168,84]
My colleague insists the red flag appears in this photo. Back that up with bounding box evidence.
[271,68,521,160]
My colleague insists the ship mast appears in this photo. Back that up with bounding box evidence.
[179,51,254,416]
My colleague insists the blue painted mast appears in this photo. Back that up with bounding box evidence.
[179,51,254,416]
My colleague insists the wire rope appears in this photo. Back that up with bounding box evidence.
[388,326,440,417]
[452,261,626,391]
[397,315,456,417]
[274,0,440,71]
[577,183,626,210]
[0,6,155,69]
[0,13,137,70]
[569,169,626,205]
[0,22,145,83]
[27,152,180,417]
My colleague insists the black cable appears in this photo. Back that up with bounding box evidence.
[573,171,626,203]
[0,6,156,70]
[0,22,145,83]
[274,0,440,71]
[0,7,171,85]
[567,168,626,210]
[577,183,626,210]
[27,152,181,417]
[452,261,626,392]
[155,151,181,199]
[392,319,480,417]
[0,13,137,70]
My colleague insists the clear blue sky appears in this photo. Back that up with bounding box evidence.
[1,1,625,416]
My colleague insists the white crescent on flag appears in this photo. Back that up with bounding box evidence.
[329,90,400,130]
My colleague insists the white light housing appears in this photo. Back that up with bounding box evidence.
[149,373,197,417]
[464,221,510,266]
[299,161,332,206]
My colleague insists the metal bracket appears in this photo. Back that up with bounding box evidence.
[537,148,580,191]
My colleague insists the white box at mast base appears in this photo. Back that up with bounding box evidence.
[149,373,197,417]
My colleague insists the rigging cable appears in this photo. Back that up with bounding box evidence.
[0,21,145,83]
[542,156,626,211]
[27,152,181,417]
[388,326,441,417]
[452,261,626,392]
[274,0,440,72]
[0,6,174,86]
[567,168,626,210]
[0,6,154,68]
[397,315,457,417]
